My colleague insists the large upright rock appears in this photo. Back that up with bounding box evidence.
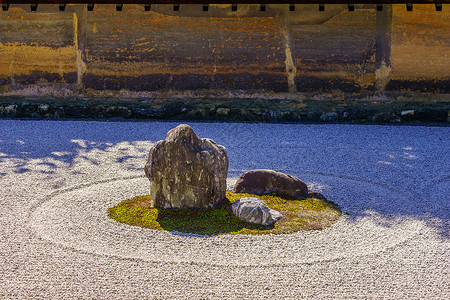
[144,124,228,208]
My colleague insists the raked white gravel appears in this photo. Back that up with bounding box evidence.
[0,120,448,299]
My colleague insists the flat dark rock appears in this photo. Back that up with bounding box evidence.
[234,169,309,200]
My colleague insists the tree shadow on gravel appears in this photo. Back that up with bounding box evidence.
[0,120,178,175]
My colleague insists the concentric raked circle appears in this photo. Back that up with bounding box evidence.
[29,173,425,267]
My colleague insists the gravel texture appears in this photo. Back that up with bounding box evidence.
[0,120,449,299]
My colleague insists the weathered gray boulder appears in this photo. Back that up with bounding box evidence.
[231,197,282,226]
[234,169,309,200]
[144,124,228,208]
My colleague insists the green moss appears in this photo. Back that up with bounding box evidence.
[108,191,342,235]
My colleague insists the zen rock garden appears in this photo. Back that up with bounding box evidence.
[109,124,340,234]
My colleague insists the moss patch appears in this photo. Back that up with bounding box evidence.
[108,191,342,235]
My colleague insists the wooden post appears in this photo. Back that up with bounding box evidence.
[375,4,392,92]
[278,13,297,93]
[73,5,87,88]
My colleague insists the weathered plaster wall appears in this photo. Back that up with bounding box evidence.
[0,6,77,86]
[0,4,448,95]
[291,8,376,92]
[389,4,450,92]
[83,5,286,91]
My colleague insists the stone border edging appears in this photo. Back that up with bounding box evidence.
[1,95,449,124]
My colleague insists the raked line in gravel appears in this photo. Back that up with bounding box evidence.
[30,174,426,267]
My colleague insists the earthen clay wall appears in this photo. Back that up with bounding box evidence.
[0,4,448,95]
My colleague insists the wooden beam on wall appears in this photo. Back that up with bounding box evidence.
[375,3,392,91]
